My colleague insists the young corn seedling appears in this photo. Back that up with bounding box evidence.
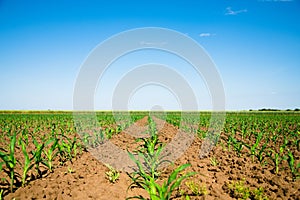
[287,150,300,179]
[104,128,115,139]
[134,118,170,179]
[154,164,196,200]
[0,131,18,192]
[91,130,105,148]
[232,138,244,157]
[82,132,91,148]
[127,156,195,200]
[134,135,168,179]
[254,143,268,164]
[105,164,120,183]
[58,136,78,162]
[227,134,235,151]
[267,149,284,174]
[31,137,45,178]
[280,135,289,150]
[245,132,263,162]
[42,138,58,172]
[21,140,34,186]
[21,128,29,146]
[72,137,82,158]
[271,134,279,146]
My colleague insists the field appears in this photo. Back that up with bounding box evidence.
[0,111,299,200]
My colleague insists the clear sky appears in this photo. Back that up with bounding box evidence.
[0,0,299,110]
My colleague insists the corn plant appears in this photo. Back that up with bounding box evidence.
[227,134,235,151]
[129,141,166,180]
[267,149,284,174]
[58,136,78,162]
[271,133,279,145]
[0,131,18,192]
[91,130,105,148]
[21,140,34,186]
[280,135,289,150]
[287,150,300,179]
[127,157,195,200]
[245,132,264,162]
[254,143,268,164]
[232,138,244,157]
[42,138,58,172]
[134,117,169,179]
[104,128,115,139]
[21,128,29,145]
[31,137,45,177]
[197,129,206,139]
[81,132,91,148]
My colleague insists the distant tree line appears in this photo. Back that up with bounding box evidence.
[249,108,300,111]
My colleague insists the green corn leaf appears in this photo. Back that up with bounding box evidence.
[169,172,196,193]
[21,141,34,186]
[167,163,191,185]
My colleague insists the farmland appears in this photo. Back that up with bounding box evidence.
[0,111,299,199]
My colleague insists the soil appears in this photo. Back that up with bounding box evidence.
[2,116,300,200]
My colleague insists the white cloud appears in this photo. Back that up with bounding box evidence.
[199,33,211,37]
[225,7,247,15]
[199,33,216,37]
[140,41,167,46]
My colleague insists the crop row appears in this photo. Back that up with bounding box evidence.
[160,111,300,179]
[0,112,146,197]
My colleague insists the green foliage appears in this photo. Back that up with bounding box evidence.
[134,135,167,179]
[185,180,208,196]
[31,137,45,177]
[42,138,59,172]
[252,187,269,200]
[21,140,34,186]
[267,149,284,174]
[244,132,264,161]
[227,179,268,200]
[0,131,18,192]
[287,150,300,179]
[105,164,120,183]
[210,157,219,166]
[133,117,170,179]
[227,179,251,200]
[0,189,3,200]
[127,116,195,200]
[57,136,79,162]
[127,161,195,200]
[232,138,244,157]
[0,111,299,197]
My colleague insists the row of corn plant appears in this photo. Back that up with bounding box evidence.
[0,111,148,196]
[222,112,299,179]
[0,113,85,196]
[126,116,196,199]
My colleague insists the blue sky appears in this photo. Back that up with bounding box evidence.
[0,0,299,110]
